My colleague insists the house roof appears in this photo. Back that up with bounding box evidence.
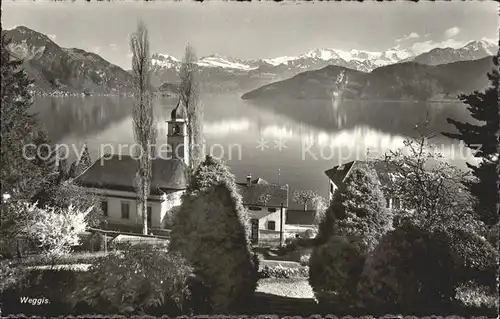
[325,160,397,188]
[286,209,316,225]
[324,161,357,186]
[75,155,188,195]
[236,179,289,208]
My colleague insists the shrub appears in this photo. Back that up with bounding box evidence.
[309,236,366,310]
[170,156,258,313]
[74,243,193,315]
[439,226,498,290]
[357,223,456,315]
[317,163,392,252]
[170,184,258,313]
[299,254,310,266]
[455,280,499,312]
[259,265,309,279]
[304,229,315,239]
[1,201,91,260]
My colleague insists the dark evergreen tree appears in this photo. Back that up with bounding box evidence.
[170,155,258,313]
[310,163,393,310]
[317,163,393,251]
[443,54,499,226]
[0,31,53,200]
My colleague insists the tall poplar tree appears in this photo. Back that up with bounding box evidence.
[130,21,157,235]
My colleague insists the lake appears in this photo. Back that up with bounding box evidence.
[32,93,476,208]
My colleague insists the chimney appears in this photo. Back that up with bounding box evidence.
[246,173,252,187]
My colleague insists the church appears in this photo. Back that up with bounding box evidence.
[76,100,290,240]
[75,101,189,233]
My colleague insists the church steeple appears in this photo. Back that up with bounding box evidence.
[167,98,189,166]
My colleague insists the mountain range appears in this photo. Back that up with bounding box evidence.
[2,25,498,99]
[241,56,496,102]
[2,26,133,94]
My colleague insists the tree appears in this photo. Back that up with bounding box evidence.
[179,44,204,171]
[379,120,483,232]
[130,21,157,235]
[292,189,319,211]
[311,195,328,225]
[310,164,392,311]
[0,32,53,200]
[1,201,91,262]
[187,154,236,193]
[442,55,499,226]
[170,156,258,313]
[317,163,393,251]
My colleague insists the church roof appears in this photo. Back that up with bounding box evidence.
[75,155,188,195]
[170,99,186,121]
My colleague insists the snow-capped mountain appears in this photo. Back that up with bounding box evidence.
[151,53,180,70]
[4,25,496,95]
[412,40,498,66]
[148,41,496,92]
[150,46,418,84]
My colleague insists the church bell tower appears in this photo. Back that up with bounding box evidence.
[167,100,189,166]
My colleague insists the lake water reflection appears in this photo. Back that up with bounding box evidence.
[32,93,476,206]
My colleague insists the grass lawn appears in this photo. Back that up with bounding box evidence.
[257,278,314,299]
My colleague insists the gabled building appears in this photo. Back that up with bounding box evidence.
[325,160,402,210]
[75,155,187,232]
[236,174,289,245]
[75,101,189,233]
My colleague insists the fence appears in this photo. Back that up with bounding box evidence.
[86,227,170,251]
[256,229,282,247]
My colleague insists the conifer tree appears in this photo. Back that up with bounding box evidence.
[0,30,53,200]
[170,155,257,313]
[317,163,393,251]
[443,54,499,226]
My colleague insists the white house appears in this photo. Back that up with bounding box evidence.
[325,160,403,210]
[236,174,289,245]
[75,101,189,233]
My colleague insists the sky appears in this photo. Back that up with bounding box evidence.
[3,1,499,69]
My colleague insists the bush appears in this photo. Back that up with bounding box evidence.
[299,254,310,266]
[1,201,91,260]
[317,163,392,252]
[74,243,193,315]
[455,280,499,312]
[259,265,309,279]
[170,155,258,313]
[440,226,498,290]
[304,229,315,239]
[357,223,456,315]
[308,236,366,311]
[282,236,315,254]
